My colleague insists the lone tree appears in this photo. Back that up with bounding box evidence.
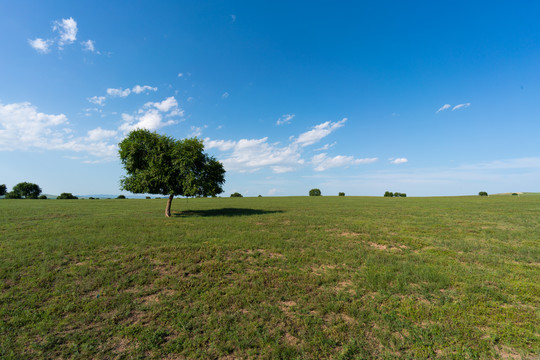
[309,188,321,196]
[11,182,42,199]
[230,192,243,197]
[0,184,6,196]
[338,192,345,196]
[479,191,488,196]
[119,129,225,217]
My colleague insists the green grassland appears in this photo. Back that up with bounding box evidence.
[1,196,539,359]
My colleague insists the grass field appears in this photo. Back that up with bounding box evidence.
[1,196,539,359]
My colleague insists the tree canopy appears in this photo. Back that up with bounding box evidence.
[10,182,42,199]
[0,184,6,196]
[309,188,321,196]
[118,129,225,216]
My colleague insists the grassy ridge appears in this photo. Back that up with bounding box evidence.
[1,196,539,359]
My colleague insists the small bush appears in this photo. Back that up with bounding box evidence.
[230,192,243,198]
[338,192,345,196]
[116,195,126,199]
[38,195,47,199]
[146,196,151,199]
[478,192,488,197]
[258,195,262,197]
[512,193,518,196]
[309,188,321,196]
[57,193,78,200]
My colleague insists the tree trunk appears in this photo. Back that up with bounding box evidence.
[165,194,174,217]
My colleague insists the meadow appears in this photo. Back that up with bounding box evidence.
[0,196,539,359]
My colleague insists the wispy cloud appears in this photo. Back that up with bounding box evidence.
[312,153,377,171]
[221,92,230,99]
[231,14,237,22]
[205,118,376,174]
[295,118,346,147]
[277,114,295,126]
[87,96,106,106]
[107,88,131,98]
[81,39,96,52]
[436,104,451,113]
[315,142,336,151]
[452,103,471,111]
[389,157,408,164]
[132,85,157,94]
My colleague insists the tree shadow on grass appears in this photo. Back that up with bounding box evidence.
[173,208,284,217]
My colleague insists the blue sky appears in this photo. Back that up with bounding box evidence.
[2,1,540,197]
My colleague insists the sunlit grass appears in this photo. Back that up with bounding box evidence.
[1,196,539,359]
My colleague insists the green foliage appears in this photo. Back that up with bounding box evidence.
[116,195,126,199]
[0,184,6,196]
[385,191,406,197]
[38,195,48,199]
[118,129,225,199]
[309,188,321,196]
[11,182,42,199]
[5,191,21,199]
[57,192,78,199]
[146,196,151,199]
[230,192,243,197]
[338,192,345,196]
[479,191,488,196]
[512,193,518,196]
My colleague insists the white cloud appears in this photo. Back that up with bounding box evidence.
[315,142,336,151]
[205,137,303,173]
[28,38,52,53]
[178,73,183,77]
[312,153,377,171]
[295,118,347,147]
[204,138,236,151]
[436,104,451,113]
[88,96,106,106]
[277,114,295,125]
[120,97,182,133]
[460,157,540,170]
[53,17,78,47]
[87,127,117,141]
[389,157,408,164]
[81,39,95,52]
[144,96,182,115]
[0,101,117,160]
[189,125,207,137]
[231,14,237,22]
[107,88,131,97]
[132,85,157,94]
[452,103,471,111]
[222,92,229,99]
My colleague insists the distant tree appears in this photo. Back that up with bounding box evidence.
[230,192,243,197]
[0,184,6,196]
[116,195,126,199]
[11,182,42,199]
[146,196,151,199]
[478,191,488,197]
[38,195,47,199]
[5,191,21,199]
[384,191,394,197]
[512,193,518,196]
[309,188,321,196]
[118,129,225,217]
[57,193,78,199]
[258,195,262,197]
[338,192,345,196]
